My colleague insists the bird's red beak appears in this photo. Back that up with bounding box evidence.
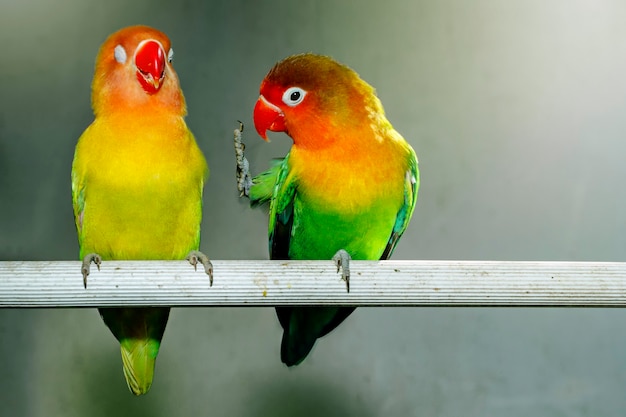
[253,95,285,141]
[135,40,166,95]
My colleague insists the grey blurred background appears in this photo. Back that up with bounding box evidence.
[1,0,626,415]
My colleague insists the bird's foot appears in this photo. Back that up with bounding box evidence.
[234,121,252,198]
[81,253,102,289]
[332,249,352,293]
[186,250,214,286]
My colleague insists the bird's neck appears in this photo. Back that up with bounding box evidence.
[93,79,186,119]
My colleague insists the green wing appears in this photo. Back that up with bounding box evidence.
[249,155,297,260]
[267,155,296,260]
[249,158,285,207]
[380,147,419,260]
[70,165,86,254]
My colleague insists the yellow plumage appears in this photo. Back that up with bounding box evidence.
[73,113,207,260]
[71,25,208,395]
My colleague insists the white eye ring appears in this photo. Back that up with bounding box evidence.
[167,48,174,63]
[282,87,307,107]
[114,44,127,64]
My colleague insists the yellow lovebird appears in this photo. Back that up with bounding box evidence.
[71,25,211,395]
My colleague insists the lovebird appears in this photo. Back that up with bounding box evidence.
[246,53,419,366]
[71,25,211,395]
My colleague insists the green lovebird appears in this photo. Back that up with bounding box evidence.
[247,53,419,366]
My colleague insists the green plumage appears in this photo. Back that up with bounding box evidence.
[251,53,419,366]
[252,149,419,365]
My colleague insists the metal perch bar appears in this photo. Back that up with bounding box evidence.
[0,260,625,308]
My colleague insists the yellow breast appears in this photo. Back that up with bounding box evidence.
[72,112,208,260]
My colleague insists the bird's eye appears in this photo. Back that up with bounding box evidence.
[282,87,307,107]
[167,48,174,63]
[114,44,127,64]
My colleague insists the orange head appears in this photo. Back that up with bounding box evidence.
[253,53,382,149]
[91,25,185,116]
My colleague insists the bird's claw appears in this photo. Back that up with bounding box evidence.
[81,253,102,289]
[186,250,214,286]
[332,249,351,293]
[234,121,252,198]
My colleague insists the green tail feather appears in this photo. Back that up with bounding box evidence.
[120,338,161,395]
[99,307,169,395]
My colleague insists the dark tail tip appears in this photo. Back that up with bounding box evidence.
[280,331,315,367]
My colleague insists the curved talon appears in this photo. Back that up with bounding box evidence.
[186,250,214,286]
[332,249,351,293]
[81,253,102,289]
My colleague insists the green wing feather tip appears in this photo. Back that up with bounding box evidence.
[249,158,285,207]
[381,150,419,260]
